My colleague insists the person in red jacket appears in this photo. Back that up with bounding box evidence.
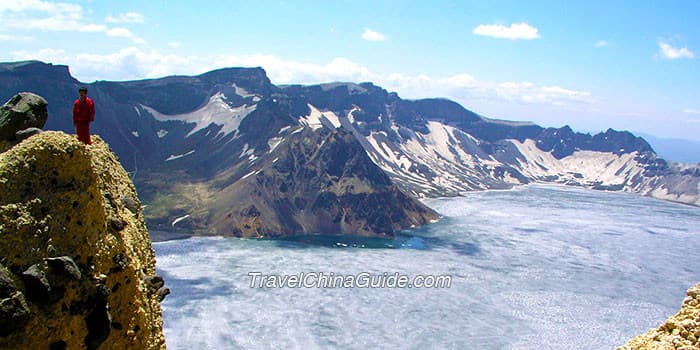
[73,87,95,145]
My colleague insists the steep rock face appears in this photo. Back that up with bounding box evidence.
[208,127,439,237]
[0,132,165,349]
[618,282,700,349]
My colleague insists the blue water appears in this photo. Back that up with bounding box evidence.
[154,184,700,349]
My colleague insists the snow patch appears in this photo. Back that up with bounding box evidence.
[347,106,360,123]
[239,144,254,159]
[509,139,644,187]
[157,129,168,138]
[165,150,195,161]
[233,84,255,98]
[142,92,257,137]
[268,137,284,153]
[131,131,139,137]
[171,214,190,227]
[241,171,256,180]
[300,104,342,130]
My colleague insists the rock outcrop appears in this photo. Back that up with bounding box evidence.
[618,282,700,349]
[0,131,166,349]
[0,92,47,142]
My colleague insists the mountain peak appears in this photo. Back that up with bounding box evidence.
[197,66,272,93]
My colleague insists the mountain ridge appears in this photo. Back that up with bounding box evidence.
[1,61,698,237]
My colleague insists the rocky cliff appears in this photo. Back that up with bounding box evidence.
[618,282,700,349]
[0,130,166,349]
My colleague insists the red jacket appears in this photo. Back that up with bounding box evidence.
[73,97,95,124]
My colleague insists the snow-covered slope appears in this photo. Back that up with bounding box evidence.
[297,104,700,206]
[142,92,257,138]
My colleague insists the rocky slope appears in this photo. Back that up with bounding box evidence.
[618,282,700,349]
[0,130,166,349]
[1,61,698,238]
[208,127,438,237]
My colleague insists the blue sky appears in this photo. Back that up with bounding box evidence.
[1,0,699,141]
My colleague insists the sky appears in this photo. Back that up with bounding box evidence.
[1,0,699,141]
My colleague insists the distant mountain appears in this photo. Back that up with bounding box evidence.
[1,60,698,237]
[636,132,700,164]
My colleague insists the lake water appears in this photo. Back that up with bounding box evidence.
[154,184,700,349]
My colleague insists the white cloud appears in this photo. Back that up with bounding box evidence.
[0,1,144,43]
[472,22,540,40]
[493,82,593,106]
[683,108,700,115]
[79,24,108,33]
[361,28,387,41]
[594,40,609,48]
[658,41,694,59]
[106,27,132,37]
[0,0,87,31]
[11,48,70,63]
[11,47,193,81]
[168,41,182,48]
[105,12,144,24]
[0,33,34,41]
[106,27,145,44]
[0,1,81,15]
[10,47,593,110]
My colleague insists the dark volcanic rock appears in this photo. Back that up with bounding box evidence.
[15,127,42,141]
[46,256,82,281]
[156,287,170,302]
[110,217,127,231]
[21,264,51,304]
[0,263,16,297]
[143,275,169,302]
[143,275,165,292]
[0,291,31,336]
[0,92,48,141]
[120,194,139,215]
[211,127,440,237]
[535,126,654,159]
[84,284,111,350]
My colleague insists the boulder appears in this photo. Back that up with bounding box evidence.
[46,256,82,281]
[0,92,48,141]
[0,292,31,337]
[20,264,51,304]
[15,127,42,142]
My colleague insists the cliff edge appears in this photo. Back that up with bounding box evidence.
[618,282,700,350]
[0,131,166,349]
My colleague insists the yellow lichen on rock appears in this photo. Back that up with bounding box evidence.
[618,282,700,350]
[0,131,165,350]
